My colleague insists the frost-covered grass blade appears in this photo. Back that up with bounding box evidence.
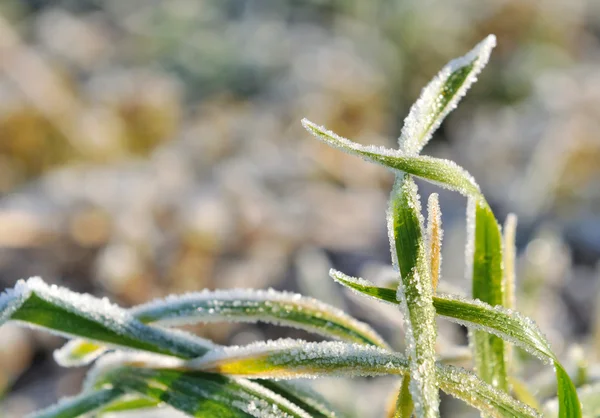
[56,287,389,367]
[398,35,496,155]
[302,119,482,199]
[92,366,314,418]
[190,339,538,418]
[387,175,439,417]
[27,388,123,418]
[0,277,212,359]
[329,270,581,417]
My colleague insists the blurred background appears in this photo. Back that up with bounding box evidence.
[0,0,599,416]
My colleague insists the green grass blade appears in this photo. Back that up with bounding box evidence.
[387,375,414,418]
[27,388,123,418]
[468,200,508,391]
[388,175,439,417]
[258,381,343,418]
[191,340,538,418]
[398,35,496,155]
[0,277,212,359]
[545,382,598,418]
[99,395,160,413]
[95,366,314,418]
[132,288,388,348]
[555,364,583,418]
[55,287,389,368]
[302,119,481,198]
[329,270,582,417]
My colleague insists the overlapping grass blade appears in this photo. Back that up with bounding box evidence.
[257,380,342,418]
[468,200,508,391]
[302,119,481,199]
[398,35,496,155]
[92,366,314,418]
[386,375,414,418]
[27,388,123,418]
[99,396,160,414]
[0,277,212,359]
[55,287,389,367]
[190,339,538,418]
[544,382,600,418]
[387,175,439,417]
[329,270,581,417]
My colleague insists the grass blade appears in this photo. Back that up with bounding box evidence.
[302,119,481,198]
[99,396,160,413]
[427,193,443,292]
[27,388,123,418]
[386,375,414,418]
[388,175,439,417]
[329,270,582,417]
[468,200,508,391]
[191,339,539,418]
[0,277,212,359]
[56,287,389,368]
[398,35,496,155]
[93,366,314,418]
[545,382,599,418]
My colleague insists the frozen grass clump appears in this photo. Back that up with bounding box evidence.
[0,36,589,418]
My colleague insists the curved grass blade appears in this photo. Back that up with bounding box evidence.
[93,366,314,418]
[544,382,600,418]
[0,277,212,359]
[388,175,439,417]
[398,35,496,155]
[27,388,123,418]
[55,287,389,368]
[190,339,539,418]
[132,288,388,348]
[302,119,481,199]
[468,200,508,391]
[329,270,581,417]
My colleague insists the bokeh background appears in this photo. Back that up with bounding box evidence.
[0,0,599,416]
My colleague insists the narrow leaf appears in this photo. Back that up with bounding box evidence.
[398,35,496,155]
[27,388,123,418]
[94,366,314,418]
[545,382,599,418]
[56,287,389,367]
[99,396,160,413]
[191,339,539,418]
[329,270,581,417]
[427,193,443,292]
[302,119,482,199]
[386,375,414,418]
[387,175,439,417]
[468,200,508,391]
[0,277,212,359]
